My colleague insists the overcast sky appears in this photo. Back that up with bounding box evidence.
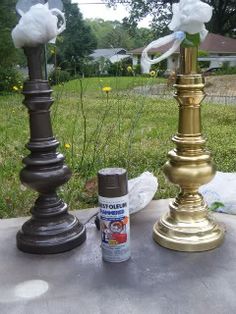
[71,0,151,28]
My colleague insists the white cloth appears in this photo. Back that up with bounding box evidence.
[141,32,185,68]
[128,172,158,214]
[200,172,236,214]
[141,0,213,68]
[12,3,66,48]
[169,0,212,41]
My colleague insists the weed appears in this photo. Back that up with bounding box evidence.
[0,76,236,217]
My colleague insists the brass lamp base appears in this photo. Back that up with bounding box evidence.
[153,202,224,252]
[152,46,225,252]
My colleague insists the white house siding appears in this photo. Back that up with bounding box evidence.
[198,56,236,68]
[132,55,138,66]
[138,55,236,73]
[138,54,179,74]
[167,54,179,72]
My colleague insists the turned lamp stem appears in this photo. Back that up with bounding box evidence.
[24,46,44,80]
[177,46,201,138]
[17,45,86,254]
[180,46,198,75]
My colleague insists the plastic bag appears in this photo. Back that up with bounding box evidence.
[128,172,158,214]
[141,0,213,68]
[169,0,212,39]
[200,172,236,214]
[141,32,185,70]
[12,3,66,48]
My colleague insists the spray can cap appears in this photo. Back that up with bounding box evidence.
[98,168,128,198]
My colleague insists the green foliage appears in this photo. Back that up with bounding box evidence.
[209,202,225,212]
[0,66,23,93]
[207,0,236,36]
[0,76,164,217]
[198,50,210,69]
[56,1,97,72]
[104,28,134,50]
[217,66,236,75]
[0,0,18,68]
[198,50,209,57]
[86,19,117,48]
[134,64,141,75]
[86,18,155,49]
[107,0,236,37]
[82,55,137,78]
[49,68,71,85]
[0,76,236,218]
[80,59,101,77]
[106,59,133,76]
[205,62,236,76]
[150,53,167,71]
[131,27,155,48]
[182,33,200,48]
[149,64,157,72]
[86,19,134,49]
[60,76,163,93]
[0,0,27,66]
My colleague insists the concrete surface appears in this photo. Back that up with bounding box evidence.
[0,199,235,314]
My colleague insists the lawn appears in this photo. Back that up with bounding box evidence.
[0,75,236,218]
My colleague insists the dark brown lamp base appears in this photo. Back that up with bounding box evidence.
[16,46,86,254]
[17,216,86,254]
[17,194,86,254]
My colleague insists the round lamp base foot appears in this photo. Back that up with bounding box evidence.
[153,213,225,252]
[17,215,86,254]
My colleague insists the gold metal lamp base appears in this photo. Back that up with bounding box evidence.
[153,200,225,252]
[153,46,225,251]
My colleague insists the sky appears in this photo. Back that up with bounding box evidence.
[71,0,151,28]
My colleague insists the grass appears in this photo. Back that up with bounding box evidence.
[0,75,236,218]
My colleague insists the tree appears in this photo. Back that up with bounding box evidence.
[56,0,97,72]
[100,24,134,49]
[107,0,236,37]
[122,19,155,47]
[207,0,236,35]
[0,0,27,92]
[86,19,134,49]
[86,19,118,48]
[86,18,154,49]
[0,0,18,68]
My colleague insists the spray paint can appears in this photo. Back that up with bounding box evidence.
[98,168,130,262]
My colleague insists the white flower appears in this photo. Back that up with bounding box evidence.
[168,0,213,40]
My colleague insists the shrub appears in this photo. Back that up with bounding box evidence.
[198,50,210,69]
[0,67,23,93]
[217,63,236,75]
[49,68,71,85]
[134,64,141,75]
[81,60,100,77]
[106,59,133,77]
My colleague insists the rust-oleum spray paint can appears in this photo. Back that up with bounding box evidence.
[98,168,130,262]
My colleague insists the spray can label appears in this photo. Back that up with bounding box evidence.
[99,195,130,262]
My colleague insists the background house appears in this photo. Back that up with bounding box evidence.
[131,33,236,74]
[89,48,131,73]
[90,48,131,63]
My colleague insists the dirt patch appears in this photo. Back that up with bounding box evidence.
[205,75,236,96]
[132,75,236,104]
